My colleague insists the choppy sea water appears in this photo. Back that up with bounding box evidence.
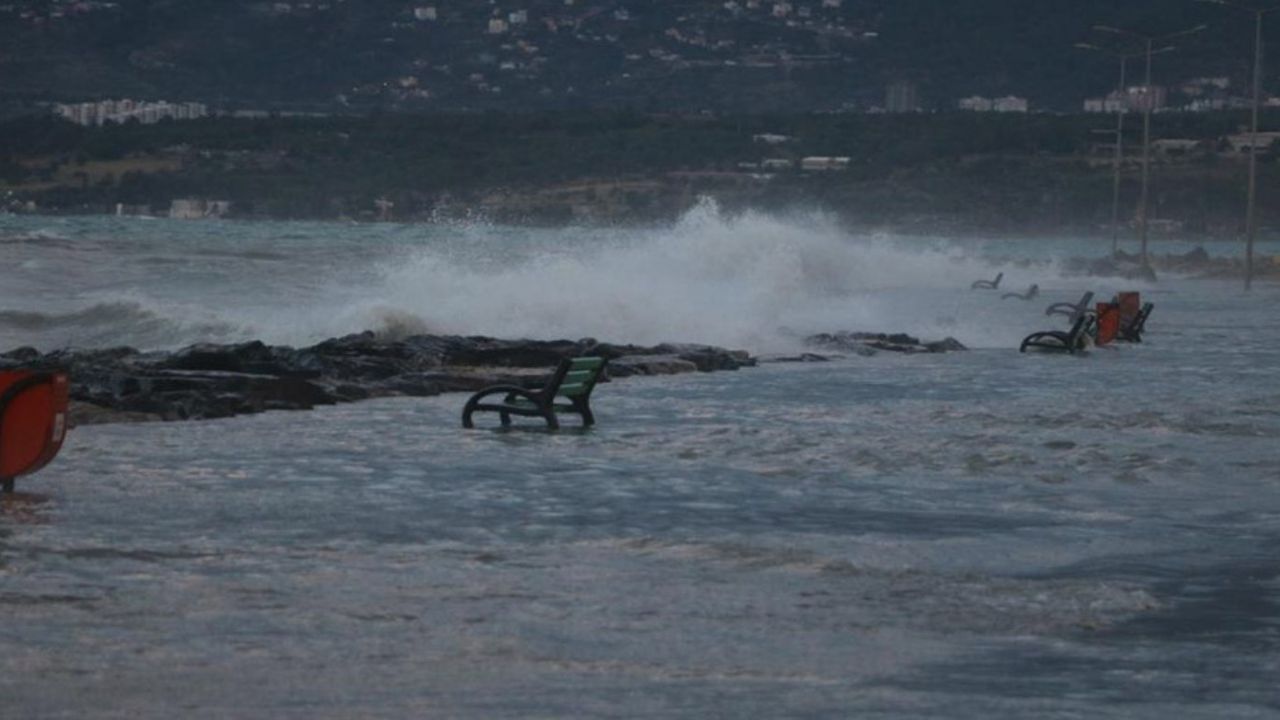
[2,209,1279,718]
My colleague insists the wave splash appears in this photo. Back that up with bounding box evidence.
[357,199,1062,350]
[2,201,1086,352]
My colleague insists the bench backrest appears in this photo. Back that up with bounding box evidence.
[1121,302,1154,339]
[1045,291,1095,324]
[1131,302,1154,332]
[547,356,607,400]
[971,272,1003,289]
[1067,312,1096,348]
[1073,292,1094,323]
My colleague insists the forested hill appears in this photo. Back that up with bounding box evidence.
[1,0,1273,113]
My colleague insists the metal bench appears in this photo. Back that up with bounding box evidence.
[1117,302,1154,343]
[462,356,608,430]
[1019,313,1096,355]
[1,369,70,493]
[1044,291,1095,325]
[971,272,1004,290]
[1002,283,1040,301]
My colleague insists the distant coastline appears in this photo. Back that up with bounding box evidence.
[2,111,1279,238]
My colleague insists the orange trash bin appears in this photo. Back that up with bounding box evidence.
[1095,303,1121,346]
[1115,292,1141,327]
[0,370,70,493]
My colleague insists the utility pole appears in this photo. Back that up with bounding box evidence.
[1093,23,1208,273]
[1249,9,1264,290]
[1111,56,1128,258]
[1199,1,1280,290]
[1139,38,1155,270]
[1079,43,1148,257]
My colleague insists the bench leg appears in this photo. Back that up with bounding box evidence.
[577,401,595,427]
[499,412,511,427]
[2,477,13,494]
[543,412,560,430]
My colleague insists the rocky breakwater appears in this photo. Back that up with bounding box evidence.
[799,332,968,358]
[0,333,755,426]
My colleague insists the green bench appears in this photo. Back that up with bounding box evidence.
[461,356,608,430]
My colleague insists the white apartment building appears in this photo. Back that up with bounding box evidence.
[958,95,1028,113]
[56,99,208,126]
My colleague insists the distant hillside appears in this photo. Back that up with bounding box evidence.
[4,109,1278,234]
[1,0,1274,112]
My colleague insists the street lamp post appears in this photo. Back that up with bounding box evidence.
[1093,24,1208,272]
[1077,44,1172,257]
[1139,38,1157,271]
[1077,44,1132,256]
[1093,123,1126,257]
[1198,1,1280,291]
[1110,56,1129,258]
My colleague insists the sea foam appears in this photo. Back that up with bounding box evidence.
[348,198,1076,351]
[2,202,1109,352]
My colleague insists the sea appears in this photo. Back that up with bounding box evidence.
[2,204,1279,718]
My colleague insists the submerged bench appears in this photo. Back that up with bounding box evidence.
[971,272,1004,290]
[462,356,608,430]
[1045,291,1095,325]
[1002,283,1039,301]
[1117,302,1154,343]
[1020,313,1096,355]
[1,369,70,493]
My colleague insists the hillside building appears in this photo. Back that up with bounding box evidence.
[1227,131,1280,154]
[801,156,850,171]
[885,80,920,113]
[55,99,208,126]
[992,96,1028,112]
[1084,91,1127,113]
[169,199,232,220]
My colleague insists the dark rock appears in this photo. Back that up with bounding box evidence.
[924,337,968,353]
[804,333,879,357]
[611,355,700,376]
[105,369,339,420]
[0,346,41,365]
[758,353,836,363]
[5,327,970,426]
[1180,246,1211,264]
[805,331,968,355]
[161,341,277,373]
[435,336,583,367]
[653,343,754,372]
[3,333,755,425]
[329,384,373,402]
